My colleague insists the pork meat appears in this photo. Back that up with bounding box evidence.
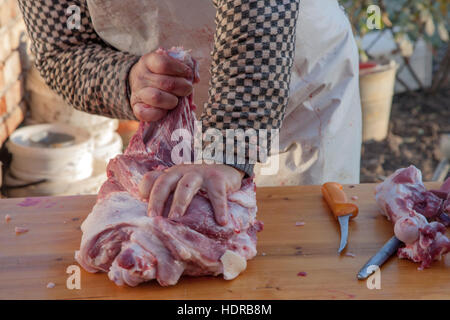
[75,48,262,287]
[375,165,450,269]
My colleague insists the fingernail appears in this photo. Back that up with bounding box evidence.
[170,208,182,220]
[185,67,194,79]
[148,208,157,217]
[135,103,151,109]
[195,69,200,82]
[220,216,228,226]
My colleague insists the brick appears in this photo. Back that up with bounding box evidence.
[5,76,24,112]
[0,96,6,116]
[0,0,19,28]
[0,63,4,90]
[9,18,27,51]
[3,50,21,87]
[0,100,27,147]
[0,26,12,62]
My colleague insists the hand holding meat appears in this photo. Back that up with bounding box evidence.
[139,164,244,226]
[129,50,199,122]
[75,48,262,286]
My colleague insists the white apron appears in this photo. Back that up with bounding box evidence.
[87,0,362,186]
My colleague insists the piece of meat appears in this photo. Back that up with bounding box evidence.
[375,166,450,269]
[76,48,262,287]
[15,227,29,235]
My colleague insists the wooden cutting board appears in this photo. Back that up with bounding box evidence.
[0,183,448,300]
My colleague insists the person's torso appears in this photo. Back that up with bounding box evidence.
[87,0,362,186]
[86,0,349,118]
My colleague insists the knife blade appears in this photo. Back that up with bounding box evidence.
[357,236,403,280]
[337,214,351,253]
[321,182,358,254]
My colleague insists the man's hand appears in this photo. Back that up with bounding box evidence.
[139,164,244,226]
[129,50,198,122]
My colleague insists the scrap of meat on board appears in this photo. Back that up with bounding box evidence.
[375,165,450,269]
[75,48,262,287]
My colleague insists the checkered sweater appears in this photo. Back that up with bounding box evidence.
[19,0,300,175]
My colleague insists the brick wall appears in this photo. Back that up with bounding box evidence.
[0,0,29,147]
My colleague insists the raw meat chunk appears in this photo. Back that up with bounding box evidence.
[75,48,262,286]
[375,166,450,269]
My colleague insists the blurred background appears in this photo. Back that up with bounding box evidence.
[342,0,449,183]
[0,0,448,198]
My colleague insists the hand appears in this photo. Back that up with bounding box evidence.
[139,164,244,226]
[129,50,198,122]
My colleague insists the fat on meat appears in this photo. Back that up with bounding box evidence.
[75,48,263,287]
[375,165,450,269]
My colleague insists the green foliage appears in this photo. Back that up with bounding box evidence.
[341,0,449,58]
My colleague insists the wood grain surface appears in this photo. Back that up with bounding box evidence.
[0,183,448,300]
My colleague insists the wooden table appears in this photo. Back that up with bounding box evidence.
[0,184,448,300]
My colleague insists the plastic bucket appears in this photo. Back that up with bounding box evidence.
[5,159,107,197]
[6,124,94,183]
[93,132,123,163]
[26,66,119,148]
[359,61,398,141]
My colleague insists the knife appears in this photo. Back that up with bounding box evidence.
[321,183,359,253]
[357,236,403,280]
[357,170,444,280]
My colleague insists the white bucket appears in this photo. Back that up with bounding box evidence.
[93,132,123,163]
[6,124,94,183]
[26,66,119,148]
[5,159,107,197]
[360,61,398,141]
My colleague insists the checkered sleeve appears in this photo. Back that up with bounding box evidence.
[18,0,139,120]
[201,0,300,176]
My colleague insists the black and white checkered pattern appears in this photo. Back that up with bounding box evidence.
[202,0,300,174]
[19,0,300,175]
[18,0,139,120]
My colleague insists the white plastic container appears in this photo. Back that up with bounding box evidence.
[26,66,119,148]
[5,159,107,197]
[7,124,94,183]
[93,132,123,163]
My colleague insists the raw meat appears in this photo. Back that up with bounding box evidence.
[15,227,29,235]
[375,165,450,269]
[75,48,262,287]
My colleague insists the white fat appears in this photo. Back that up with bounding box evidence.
[220,250,247,280]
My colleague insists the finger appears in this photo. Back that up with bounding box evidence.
[227,170,244,192]
[133,103,167,122]
[139,171,164,201]
[132,87,179,110]
[149,172,182,217]
[144,73,193,97]
[144,52,193,78]
[193,66,200,84]
[168,173,203,219]
[206,181,228,226]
